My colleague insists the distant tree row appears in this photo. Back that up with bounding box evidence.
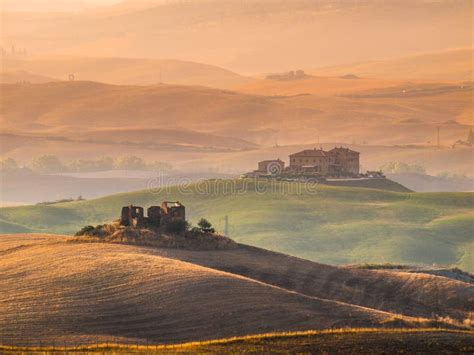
[0,155,173,174]
[379,162,426,175]
[379,161,470,179]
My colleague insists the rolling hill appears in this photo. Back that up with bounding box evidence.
[236,75,405,96]
[311,48,474,81]
[2,57,251,89]
[0,233,471,347]
[0,70,59,84]
[0,180,472,271]
[1,80,471,146]
[2,1,472,74]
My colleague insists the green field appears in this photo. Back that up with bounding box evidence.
[1,179,472,271]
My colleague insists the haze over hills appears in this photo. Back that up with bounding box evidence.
[1,1,472,73]
[1,1,473,351]
[0,234,471,346]
[312,48,474,82]
[0,70,59,84]
[1,57,251,89]
[1,80,471,143]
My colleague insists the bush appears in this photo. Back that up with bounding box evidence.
[197,218,215,233]
[75,225,96,236]
[165,220,190,235]
[75,225,105,237]
[190,226,202,235]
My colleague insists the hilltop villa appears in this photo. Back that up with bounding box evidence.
[245,147,360,178]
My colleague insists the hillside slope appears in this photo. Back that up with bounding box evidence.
[0,81,471,147]
[0,181,472,271]
[141,244,473,321]
[0,234,397,346]
[312,48,474,81]
[0,70,59,84]
[2,57,251,89]
[1,234,471,347]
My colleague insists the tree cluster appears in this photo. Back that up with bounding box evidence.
[0,155,173,174]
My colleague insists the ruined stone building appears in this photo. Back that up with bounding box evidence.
[120,201,185,227]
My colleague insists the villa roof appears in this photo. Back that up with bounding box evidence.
[289,149,327,158]
[328,147,359,154]
[259,159,284,163]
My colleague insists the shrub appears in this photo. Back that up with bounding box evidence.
[197,218,215,233]
[190,226,201,235]
[75,225,105,237]
[75,225,96,236]
[165,220,190,235]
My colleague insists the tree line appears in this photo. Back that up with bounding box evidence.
[0,155,173,174]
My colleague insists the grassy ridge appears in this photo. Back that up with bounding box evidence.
[1,329,472,353]
[0,180,472,270]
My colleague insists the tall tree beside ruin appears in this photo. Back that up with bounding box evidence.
[467,129,474,145]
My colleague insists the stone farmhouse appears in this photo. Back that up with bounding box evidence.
[258,159,285,174]
[289,147,360,175]
[247,147,360,177]
[120,201,185,228]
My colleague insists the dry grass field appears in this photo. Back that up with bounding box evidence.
[0,234,472,347]
[2,329,473,353]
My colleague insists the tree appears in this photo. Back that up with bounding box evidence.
[379,162,426,175]
[467,129,474,145]
[147,161,173,172]
[0,157,19,172]
[198,218,215,233]
[67,156,114,172]
[114,156,146,170]
[30,155,66,173]
[165,220,190,235]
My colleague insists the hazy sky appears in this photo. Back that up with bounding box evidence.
[1,0,471,73]
[0,0,125,12]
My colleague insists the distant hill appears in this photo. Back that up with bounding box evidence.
[2,1,471,73]
[325,178,411,192]
[0,233,471,346]
[236,75,404,96]
[0,70,59,84]
[312,48,474,81]
[1,81,471,147]
[0,169,236,205]
[2,57,251,89]
[0,180,472,271]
